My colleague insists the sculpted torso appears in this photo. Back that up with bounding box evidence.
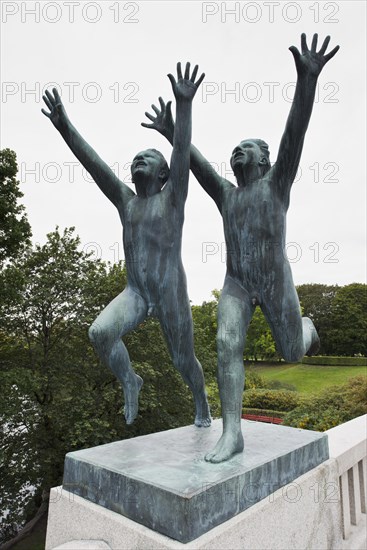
[222,175,288,293]
[121,187,185,304]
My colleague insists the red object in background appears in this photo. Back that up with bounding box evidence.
[242,414,283,425]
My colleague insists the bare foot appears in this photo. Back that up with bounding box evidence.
[205,430,244,463]
[123,374,143,425]
[194,393,212,427]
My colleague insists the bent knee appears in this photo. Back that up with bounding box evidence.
[88,323,109,348]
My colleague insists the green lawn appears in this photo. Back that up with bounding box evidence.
[252,364,367,393]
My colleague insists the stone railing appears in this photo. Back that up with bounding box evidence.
[326,414,367,549]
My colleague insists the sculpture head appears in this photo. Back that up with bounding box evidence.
[131,149,169,196]
[230,139,271,183]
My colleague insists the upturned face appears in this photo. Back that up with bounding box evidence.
[230,140,262,172]
[131,150,164,183]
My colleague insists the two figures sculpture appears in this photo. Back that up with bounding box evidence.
[42,34,339,463]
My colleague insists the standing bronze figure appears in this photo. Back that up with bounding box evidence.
[42,63,211,428]
[144,34,339,462]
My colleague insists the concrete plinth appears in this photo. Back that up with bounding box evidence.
[46,459,344,550]
[62,419,328,543]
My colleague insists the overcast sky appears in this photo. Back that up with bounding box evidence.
[1,0,366,304]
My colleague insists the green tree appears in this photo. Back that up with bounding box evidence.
[244,308,278,361]
[191,291,218,382]
[0,227,113,542]
[327,284,367,356]
[0,227,199,544]
[0,149,31,268]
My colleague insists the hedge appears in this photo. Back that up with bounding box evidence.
[301,356,367,366]
[243,389,302,412]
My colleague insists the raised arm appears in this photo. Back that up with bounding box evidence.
[273,33,339,199]
[159,62,204,205]
[142,98,232,212]
[42,88,134,210]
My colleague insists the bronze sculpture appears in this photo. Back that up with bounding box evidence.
[42,63,211,428]
[144,34,339,462]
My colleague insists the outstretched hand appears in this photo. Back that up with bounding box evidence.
[141,97,174,140]
[41,88,68,130]
[289,33,339,78]
[167,62,205,101]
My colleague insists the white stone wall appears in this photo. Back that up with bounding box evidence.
[327,414,367,548]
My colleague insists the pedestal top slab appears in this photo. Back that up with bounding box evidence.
[63,419,328,543]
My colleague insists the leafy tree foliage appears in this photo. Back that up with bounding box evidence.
[192,293,218,382]
[327,284,367,356]
[297,283,367,356]
[0,149,31,268]
[0,228,192,543]
[244,308,278,361]
[0,228,115,541]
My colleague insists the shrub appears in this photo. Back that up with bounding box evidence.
[301,356,367,366]
[283,376,367,431]
[243,389,302,412]
[244,367,267,390]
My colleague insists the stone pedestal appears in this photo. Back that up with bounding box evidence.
[61,419,328,543]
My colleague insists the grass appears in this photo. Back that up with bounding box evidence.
[252,363,367,393]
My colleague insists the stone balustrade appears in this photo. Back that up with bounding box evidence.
[327,414,367,548]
